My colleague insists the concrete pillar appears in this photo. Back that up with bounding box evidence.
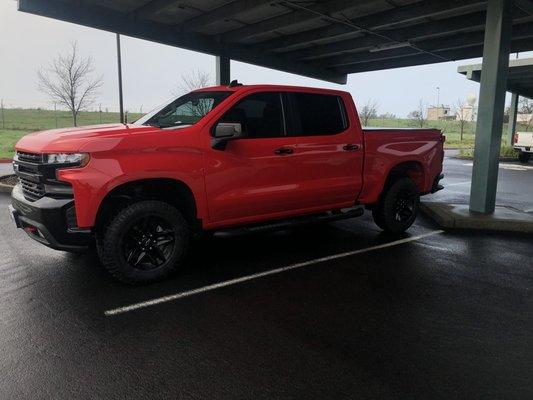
[508,92,519,146]
[215,55,230,85]
[469,0,513,214]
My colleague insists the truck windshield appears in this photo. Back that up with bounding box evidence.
[135,91,232,129]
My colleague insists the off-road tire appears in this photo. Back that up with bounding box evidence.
[372,177,420,234]
[98,200,189,284]
[518,152,531,163]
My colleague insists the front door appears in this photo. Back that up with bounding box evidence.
[204,91,301,225]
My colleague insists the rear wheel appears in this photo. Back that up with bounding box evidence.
[372,177,420,234]
[99,200,189,284]
[518,152,531,163]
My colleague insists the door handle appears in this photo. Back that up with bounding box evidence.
[343,144,360,151]
[274,148,294,155]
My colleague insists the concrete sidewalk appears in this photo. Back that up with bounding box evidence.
[0,162,13,176]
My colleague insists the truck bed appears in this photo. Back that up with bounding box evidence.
[358,127,444,204]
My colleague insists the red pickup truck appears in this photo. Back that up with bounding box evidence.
[10,83,444,283]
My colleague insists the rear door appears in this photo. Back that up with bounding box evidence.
[286,91,364,209]
[203,91,302,225]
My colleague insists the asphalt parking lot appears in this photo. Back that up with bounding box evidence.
[1,155,532,399]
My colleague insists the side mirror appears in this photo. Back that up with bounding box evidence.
[212,122,244,150]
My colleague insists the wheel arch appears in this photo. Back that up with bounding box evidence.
[383,160,426,194]
[94,178,200,233]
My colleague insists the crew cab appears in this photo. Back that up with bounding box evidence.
[10,83,444,284]
[514,131,533,163]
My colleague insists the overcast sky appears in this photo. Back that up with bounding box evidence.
[1,1,529,116]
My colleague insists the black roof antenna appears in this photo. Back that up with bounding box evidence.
[228,79,243,87]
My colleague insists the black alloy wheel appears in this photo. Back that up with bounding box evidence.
[122,215,176,270]
[393,189,417,224]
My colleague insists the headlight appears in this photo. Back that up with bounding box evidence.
[43,153,90,167]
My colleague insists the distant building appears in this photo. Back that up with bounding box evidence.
[427,105,452,121]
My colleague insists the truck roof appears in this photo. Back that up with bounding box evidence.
[194,84,349,96]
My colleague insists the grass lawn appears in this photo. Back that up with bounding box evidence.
[0,130,29,159]
[0,108,142,159]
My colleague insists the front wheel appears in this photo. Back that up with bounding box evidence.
[372,177,420,234]
[99,200,190,284]
[518,152,531,163]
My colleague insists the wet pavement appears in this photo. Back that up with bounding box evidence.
[0,154,532,399]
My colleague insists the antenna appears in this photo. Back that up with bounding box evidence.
[228,80,243,87]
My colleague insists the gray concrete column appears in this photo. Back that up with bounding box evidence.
[215,55,231,85]
[469,0,513,214]
[508,92,519,146]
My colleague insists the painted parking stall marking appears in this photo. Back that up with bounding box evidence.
[463,162,533,171]
[105,230,444,316]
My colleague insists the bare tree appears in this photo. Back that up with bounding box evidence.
[519,98,533,131]
[359,99,379,126]
[37,42,102,126]
[454,99,468,140]
[172,69,212,96]
[378,112,397,120]
[408,99,426,127]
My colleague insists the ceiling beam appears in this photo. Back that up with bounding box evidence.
[131,0,179,19]
[333,37,533,74]
[287,11,491,61]
[18,0,346,84]
[178,0,275,31]
[221,0,375,43]
[514,0,533,15]
[321,20,533,67]
[252,0,487,53]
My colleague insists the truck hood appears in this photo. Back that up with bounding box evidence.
[15,124,158,153]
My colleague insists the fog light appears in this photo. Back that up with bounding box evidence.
[24,226,38,234]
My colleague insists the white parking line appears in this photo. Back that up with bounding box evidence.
[105,230,444,316]
[444,181,470,187]
[462,162,533,171]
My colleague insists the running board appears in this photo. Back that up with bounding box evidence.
[215,207,364,237]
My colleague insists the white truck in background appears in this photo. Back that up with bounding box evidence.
[514,132,533,163]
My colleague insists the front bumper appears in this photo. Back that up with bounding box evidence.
[10,184,92,251]
[430,173,445,194]
[514,146,532,153]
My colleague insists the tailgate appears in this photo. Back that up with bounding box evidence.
[515,132,533,147]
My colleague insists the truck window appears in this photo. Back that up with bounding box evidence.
[136,91,231,128]
[291,93,347,136]
[219,92,285,138]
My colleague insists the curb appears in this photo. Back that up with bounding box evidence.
[420,202,533,234]
[0,174,16,194]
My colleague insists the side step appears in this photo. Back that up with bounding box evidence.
[215,207,364,237]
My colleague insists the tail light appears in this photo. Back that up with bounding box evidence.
[514,133,519,144]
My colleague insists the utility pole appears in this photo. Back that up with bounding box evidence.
[54,103,58,128]
[116,33,124,124]
[99,103,102,124]
[1,99,4,129]
[436,87,440,107]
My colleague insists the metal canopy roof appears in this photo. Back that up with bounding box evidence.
[18,0,533,84]
[458,57,533,99]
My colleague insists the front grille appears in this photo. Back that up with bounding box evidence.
[16,151,43,164]
[19,177,45,201]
